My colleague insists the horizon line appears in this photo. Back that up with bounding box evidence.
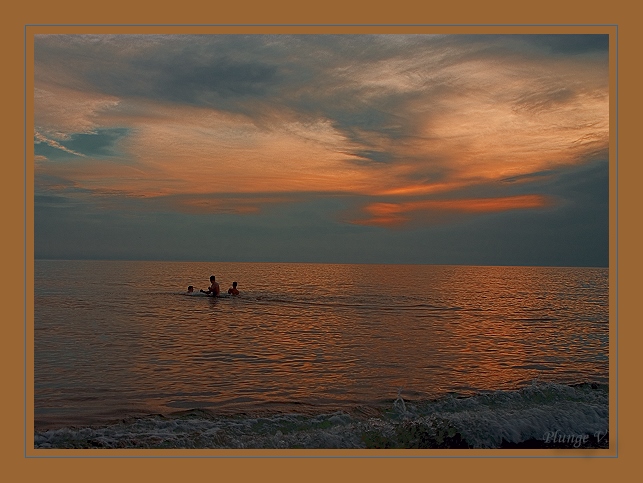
[33,258,609,269]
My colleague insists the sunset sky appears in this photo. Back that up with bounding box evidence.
[34,34,609,265]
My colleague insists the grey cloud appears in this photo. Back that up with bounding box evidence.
[501,169,557,183]
[521,34,609,55]
[33,35,451,139]
[34,194,73,207]
[448,159,607,203]
[541,158,608,202]
[35,35,284,105]
[35,34,608,104]
[342,150,395,165]
[445,34,609,59]
[90,56,279,105]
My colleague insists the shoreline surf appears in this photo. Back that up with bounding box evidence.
[34,381,608,450]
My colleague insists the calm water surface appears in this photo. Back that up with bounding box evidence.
[34,261,608,430]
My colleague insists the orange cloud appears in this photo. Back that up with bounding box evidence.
[163,194,298,215]
[34,85,120,139]
[34,36,607,226]
[353,194,553,227]
[376,181,467,197]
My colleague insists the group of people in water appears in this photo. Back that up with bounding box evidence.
[187,275,239,297]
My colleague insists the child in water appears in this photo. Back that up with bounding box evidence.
[228,281,240,296]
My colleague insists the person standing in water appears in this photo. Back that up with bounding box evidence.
[200,275,220,297]
[228,281,240,296]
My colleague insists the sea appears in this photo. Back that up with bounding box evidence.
[33,261,610,450]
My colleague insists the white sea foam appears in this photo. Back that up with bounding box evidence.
[34,382,608,449]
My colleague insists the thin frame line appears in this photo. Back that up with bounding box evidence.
[24,23,28,460]
[26,453,618,459]
[614,25,619,458]
[26,24,617,459]
[25,23,618,27]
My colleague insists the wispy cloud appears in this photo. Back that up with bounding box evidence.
[34,86,120,140]
[34,34,608,230]
[34,131,86,157]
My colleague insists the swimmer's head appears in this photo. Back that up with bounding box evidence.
[232,282,238,288]
[187,286,194,292]
[210,275,216,282]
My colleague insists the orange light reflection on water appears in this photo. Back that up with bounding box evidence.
[35,262,608,422]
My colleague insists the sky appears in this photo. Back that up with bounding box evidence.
[33,34,609,266]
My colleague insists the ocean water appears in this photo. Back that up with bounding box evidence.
[34,261,609,449]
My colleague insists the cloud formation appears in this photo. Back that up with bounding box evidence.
[33,34,609,264]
